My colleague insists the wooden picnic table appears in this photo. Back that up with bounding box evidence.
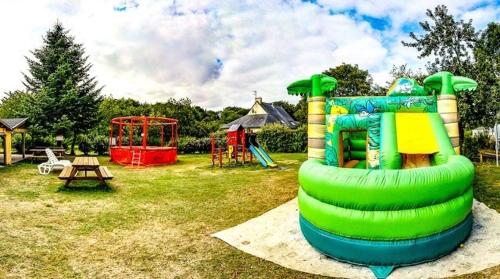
[28,147,66,161]
[58,157,113,187]
[479,149,498,164]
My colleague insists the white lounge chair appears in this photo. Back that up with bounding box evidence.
[38,148,71,175]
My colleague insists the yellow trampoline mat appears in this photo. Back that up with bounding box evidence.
[396,113,439,154]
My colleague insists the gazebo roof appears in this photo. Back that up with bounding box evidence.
[0,118,28,130]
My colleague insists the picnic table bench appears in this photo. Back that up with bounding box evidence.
[59,157,113,187]
[478,149,498,163]
[29,147,65,161]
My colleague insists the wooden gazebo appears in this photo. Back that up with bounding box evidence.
[0,118,28,165]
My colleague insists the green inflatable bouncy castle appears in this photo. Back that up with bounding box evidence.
[287,72,477,278]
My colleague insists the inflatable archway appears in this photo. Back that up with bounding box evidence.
[287,72,477,278]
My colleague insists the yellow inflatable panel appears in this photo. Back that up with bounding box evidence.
[445,123,459,137]
[396,113,439,154]
[439,112,458,123]
[437,99,458,113]
[308,124,325,138]
[308,148,325,159]
[308,138,325,149]
[308,114,325,124]
[308,102,325,114]
[308,96,326,102]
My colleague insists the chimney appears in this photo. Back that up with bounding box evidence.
[255,97,262,103]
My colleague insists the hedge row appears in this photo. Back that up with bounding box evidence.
[177,124,307,154]
[462,132,495,162]
[257,124,307,153]
[178,137,211,154]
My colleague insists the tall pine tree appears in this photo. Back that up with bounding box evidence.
[23,22,103,154]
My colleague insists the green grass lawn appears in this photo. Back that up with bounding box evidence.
[0,154,498,278]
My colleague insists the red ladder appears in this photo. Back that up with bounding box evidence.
[131,150,142,167]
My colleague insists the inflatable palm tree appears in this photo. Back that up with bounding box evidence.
[287,74,337,159]
[424,71,477,154]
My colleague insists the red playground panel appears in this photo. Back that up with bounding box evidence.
[109,116,178,166]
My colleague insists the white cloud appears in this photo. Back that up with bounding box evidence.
[0,0,497,109]
[461,6,500,29]
[319,0,497,28]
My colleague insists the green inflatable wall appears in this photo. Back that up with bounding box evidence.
[287,72,478,278]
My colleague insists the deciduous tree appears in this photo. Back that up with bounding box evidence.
[322,63,374,96]
[469,22,499,128]
[402,5,499,140]
[401,5,476,76]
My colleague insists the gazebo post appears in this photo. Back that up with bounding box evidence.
[21,132,26,159]
[175,122,178,146]
[160,125,164,147]
[118,119,123,147]
[171,124,174,147]
[109,123,113,146]
[2,135,5,165]
[4,131,12,165]
[142,118,148,148]
[129,119,134,148]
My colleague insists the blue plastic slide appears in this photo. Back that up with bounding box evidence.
[249,144,277,168]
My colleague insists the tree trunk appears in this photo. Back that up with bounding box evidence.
[70,132,77,155]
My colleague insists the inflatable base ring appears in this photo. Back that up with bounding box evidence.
[300,214,472,269]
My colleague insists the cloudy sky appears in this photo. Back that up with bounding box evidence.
[0,0,498,109]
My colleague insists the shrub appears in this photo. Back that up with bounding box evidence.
[178,136,211,154]
[93,135,109,155]
[31,135,56,147]
[177,136,195,153]
[77,134,92,155]
[12,133,32,154]
[257,124,307,153]
[462,132,495,161]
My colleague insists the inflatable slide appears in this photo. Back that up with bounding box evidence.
[287,71,477,278]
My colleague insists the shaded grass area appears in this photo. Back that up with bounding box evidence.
[0,154,498,278]
[473,162,500,211]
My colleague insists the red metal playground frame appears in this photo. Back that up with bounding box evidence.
[109,116,178,166]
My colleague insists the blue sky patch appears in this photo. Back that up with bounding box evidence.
[328,8,391,31]
[113,0,139,12]
[401,22,420,34]
[208,58,224,81]
[361,15,391,31]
